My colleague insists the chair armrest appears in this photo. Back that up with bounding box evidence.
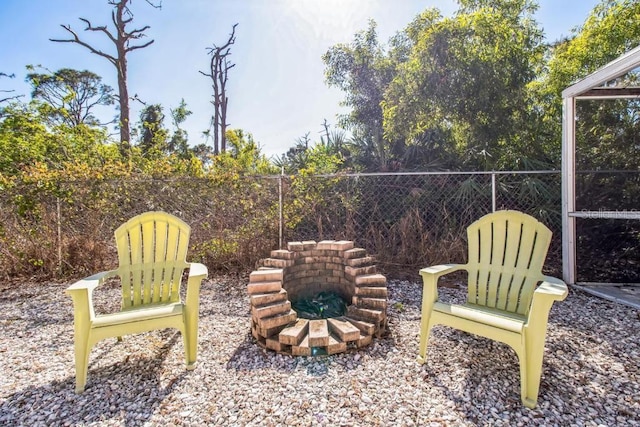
[419,264,465,301]
[536,275,569,301]
[65,270,118,322]
[185,262,208,307]
[66,270,118,293]
[525,275,568,333]
[420,264,464,279]
[187,262,208,281]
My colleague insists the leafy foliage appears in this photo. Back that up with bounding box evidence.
[383,0,546,171]
[210,129,278,176]
[26,66,114,127]
[323,21,398,171]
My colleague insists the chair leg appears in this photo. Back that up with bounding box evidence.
[73,332,91,393]
[417,275,438,365]
[520,335,546,409]
[417,318,433,365]
[183,317,198,370]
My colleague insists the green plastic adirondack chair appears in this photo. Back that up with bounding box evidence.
[66,211,208,393]
[417,210,567,408]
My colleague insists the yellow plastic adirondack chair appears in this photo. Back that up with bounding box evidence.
[418,210,568,408]
[66,211,208,393]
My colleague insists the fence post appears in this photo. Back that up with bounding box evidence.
[279,167,284,250]
[491,173,497,212]
[56,196,62,276]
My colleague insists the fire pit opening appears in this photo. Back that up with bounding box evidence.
[291,291,348,320]
[248,240,388,356]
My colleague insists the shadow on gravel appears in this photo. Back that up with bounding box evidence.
[0,333,186,426]
[414,289,640,424]
[224,324,402,377]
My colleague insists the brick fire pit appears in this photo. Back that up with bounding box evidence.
[248,240,388,356]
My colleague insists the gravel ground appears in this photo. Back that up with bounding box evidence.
[0,274,638,426]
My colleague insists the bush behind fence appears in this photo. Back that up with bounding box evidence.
[0,171,562,281]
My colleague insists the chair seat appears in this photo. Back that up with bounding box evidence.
[434,302,525,333]
[92,302,183,328]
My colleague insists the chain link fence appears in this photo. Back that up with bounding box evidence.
[0,177,280,280]
[0,171,562,282]
[282,171,562,278]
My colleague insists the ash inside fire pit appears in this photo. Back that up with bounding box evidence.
[248,240,388,356]
[292,291,348,320]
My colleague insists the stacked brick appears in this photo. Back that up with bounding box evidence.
[248,240,387,356]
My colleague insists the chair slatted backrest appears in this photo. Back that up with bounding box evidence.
[114,212,191,308]
[466,211,552,316]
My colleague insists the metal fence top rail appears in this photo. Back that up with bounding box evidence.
[287,170,561,179]
[575,170,640,174]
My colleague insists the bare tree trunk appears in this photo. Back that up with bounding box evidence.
[115,7,131,154]
[50,0,158,159]
[200,24,237,155]
[221,95,228,153]
[211,57,221,155]
[219,57,231,153]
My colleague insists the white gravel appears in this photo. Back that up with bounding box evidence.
[0,274,638,426]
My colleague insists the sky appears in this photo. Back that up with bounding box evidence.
[0,0,601,158]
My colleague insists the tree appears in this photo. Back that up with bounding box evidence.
[274,121,350,173]
[168,99,192,158]
[137,103,168,157]
[323,20,398,171]
[210,129,276,175]
[0,103,51,175]
[136,99,196,160]
[319,118,349,157]
[25,67,114,127]
[273,133,312,173]
[201,24,238,155]
[383,0,546,171]
[0,102,114,177]
[50,0,160,158]
[191,143,215,167]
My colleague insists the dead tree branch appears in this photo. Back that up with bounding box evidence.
[50,0,157,158]
[200,23,238,155]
